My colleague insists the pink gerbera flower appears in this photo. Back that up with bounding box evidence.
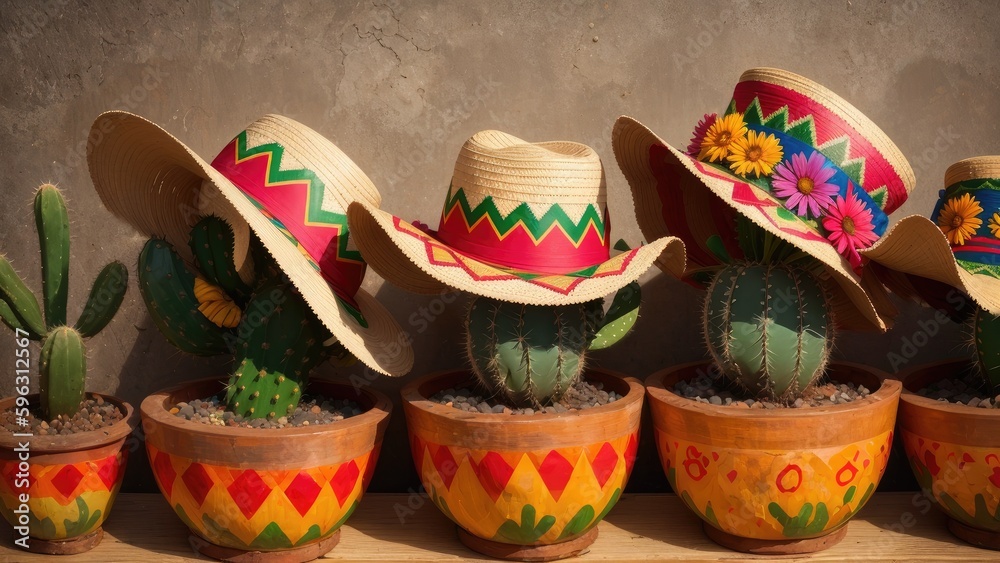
[822,183,878,270]
[686,113,718,156]
[772,152,838,218]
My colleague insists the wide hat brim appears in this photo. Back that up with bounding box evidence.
[87,111,413,376]
[862,215,1000,315]
[347,200,686,305]
[613,115,894,331]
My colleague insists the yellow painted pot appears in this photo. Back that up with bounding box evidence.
[0,392,138,554]
[646,361,900,554]
[899,359,1000,550]
[402,369,642,561]
[140,377,389,560]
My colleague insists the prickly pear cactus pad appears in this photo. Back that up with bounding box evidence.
[704,262,832,402]
[137,215,346,419]
[0,184,128,419]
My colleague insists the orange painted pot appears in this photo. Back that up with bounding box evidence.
[140,377,389,561]
[899,359,1000,549]
[0,392,138,554]
[402,369,642,561]
[646,361,900,554]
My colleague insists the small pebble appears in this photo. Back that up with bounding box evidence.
[592,36,599,42]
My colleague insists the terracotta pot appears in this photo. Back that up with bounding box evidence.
[401,369,642,561]
[646,361,900,555]
[0,392,138,554]
[898,359,1000,550]
[140,377,390,562]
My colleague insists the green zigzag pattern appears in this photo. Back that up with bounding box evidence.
[442,185,606,245]
[234,131,363,263]
[725,97,873,201]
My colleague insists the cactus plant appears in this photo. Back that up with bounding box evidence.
[974,308,1000,393]
[464,282,642,408]
[138,215,351,419]
[703,262,832,402]
[0,184,129,418]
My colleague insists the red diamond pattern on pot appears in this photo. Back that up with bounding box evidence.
[181,463,215,507]
[94,454,120,490]
[470,452,515,502]
[624,433,638,477]
[431,444,459,489]
[590,442,619,489]
[331,460,360,507]
[536,451,574,502]
[228,470,273,520]
[284,471,322,517]
[152,451,177,498]
[51,464,85,498]
[2,462,33,492]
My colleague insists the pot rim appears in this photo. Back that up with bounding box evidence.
[897,357,1000,415]
[400,368,643,422]
[140,376,392,439]
[645,360,901,420]
[0,391,138,452]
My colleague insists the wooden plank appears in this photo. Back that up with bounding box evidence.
[0,492,991,561]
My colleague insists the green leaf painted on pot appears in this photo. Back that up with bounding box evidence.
[768,502,829,538]
[201,512,249,548]
[250,522,293,550]
[295,525,323,547]
[704,502,719,528]
[495,505,556,544]
[843,485,857,504]
[28,511,57,539]
[596,488,623,523]
[63,496,101,537]
[558,504,595,540]
[666,467,677,489]
[430,485,454,521]
[324,500,359,536]
[907,455,934,491]
[858,483,875,508]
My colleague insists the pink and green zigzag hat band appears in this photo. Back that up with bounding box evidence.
[210,131,368,324]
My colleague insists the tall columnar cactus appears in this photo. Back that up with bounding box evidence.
[464,282,642,408]
[974,308,1000,392]
[138,215,347,419]
[0,184,129,418]
[703,262,833,402]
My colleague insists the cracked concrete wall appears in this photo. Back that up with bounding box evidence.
[0,0,998,493]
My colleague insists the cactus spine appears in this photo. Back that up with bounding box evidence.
[704,262,832,402]
[464,283,642,408]
[974,308,1000,392]
[0,185,128,418]
[139,215,342,419]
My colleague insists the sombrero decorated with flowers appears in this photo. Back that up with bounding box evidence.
[613,68,915,330]
[346,130,685,305]
[87,111,413,376]
[862,156,1000,315]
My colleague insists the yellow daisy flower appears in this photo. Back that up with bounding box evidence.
[990,212,1000,239]
[937,192,983,246]
[726,130,783,177]
[698,113,747,163]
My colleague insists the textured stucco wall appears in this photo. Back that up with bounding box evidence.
[1,0,998,494]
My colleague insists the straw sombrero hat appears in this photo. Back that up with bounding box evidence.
[862,156,1000,315]
[346,130,685,305]
[613,68,915,331]
[87,111,413,376]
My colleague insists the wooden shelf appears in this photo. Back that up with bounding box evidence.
[0,492,991,561]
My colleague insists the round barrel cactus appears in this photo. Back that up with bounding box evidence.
[975,307,1000,392]
[703,262,833,402]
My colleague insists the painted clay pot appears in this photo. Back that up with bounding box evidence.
[402,369,641,562]
[0,392,138,554]
[140,377,390,562]
[646,361,900,555]
[899,359,1000,550]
